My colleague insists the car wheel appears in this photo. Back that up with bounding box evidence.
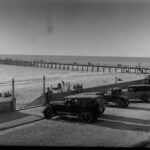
[116,100,124,108]
[123,101,129,107]
[99,105,105,114]
[80,112,94,123]
[43,107,54,119]
[141,95,150,103]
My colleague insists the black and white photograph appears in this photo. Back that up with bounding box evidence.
[0,0,150,148]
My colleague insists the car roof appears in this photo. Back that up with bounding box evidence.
[107,87,121,90]
[128,84,150,87]
[81,92,104,95]
[65,93,101,99]
[112,87,121,89]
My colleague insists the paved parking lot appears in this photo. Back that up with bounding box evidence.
[0,101,150,147]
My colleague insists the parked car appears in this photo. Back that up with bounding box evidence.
[104,87,130,108]
[43,93,106,123]
[124,84,150,102]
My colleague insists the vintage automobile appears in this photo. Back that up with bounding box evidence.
[43,93,106,123]
[104,87,130,108]
[124,84,150,102]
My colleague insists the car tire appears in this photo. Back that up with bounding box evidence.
[116,100,124,108]
[80,112,94,123]
[123,101,129,108]
[141,95,150,103]
[99,105,105,114]
[43,107,54,119]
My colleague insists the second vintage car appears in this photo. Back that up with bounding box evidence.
[124,84,150,102]
[104,87,130,108]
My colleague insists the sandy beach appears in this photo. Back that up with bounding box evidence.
[14,71,146,109]
[0,64,147,109]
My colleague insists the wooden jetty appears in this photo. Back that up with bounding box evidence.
[0,58,150,74]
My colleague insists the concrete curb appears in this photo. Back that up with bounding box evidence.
[0,115,43,131]
[16,105,44,111]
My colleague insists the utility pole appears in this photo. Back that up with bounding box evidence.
[11,78,16,111]
[43,76,46,105]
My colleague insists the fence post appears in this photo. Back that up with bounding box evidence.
[43,76,46,105]
[11,78,16,111]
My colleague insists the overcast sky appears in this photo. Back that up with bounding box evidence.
[0,0,150,57]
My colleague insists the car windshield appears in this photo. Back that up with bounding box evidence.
[65,98,80,105]
[112,89,122,95]
[106,89,112,95]
[128,87,135,92]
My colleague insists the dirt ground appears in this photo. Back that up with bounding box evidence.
[0,101,150,147]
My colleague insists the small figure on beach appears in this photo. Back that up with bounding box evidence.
[58,82,63,92]
[7,91,12,97]
[73,84,76,90]
[46,87,53,104]
[117,78,122,81]
[73,83,83,94]
[114,77,122,84]
[58,82,62,89]
[67,84,71,91]
[1,91,12,98]
[4,92,8,97]
[114,77,118,84]
[61,81,65,87]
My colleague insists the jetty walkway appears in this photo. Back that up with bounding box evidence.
[0,58,150,74]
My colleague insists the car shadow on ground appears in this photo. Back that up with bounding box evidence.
[126,106,150,111]
[52,114,150,132]
[107,101,150,111]
[129,100,146,103]
[0,111,30,123]
[94,118,150,132]
[100,114,150,124]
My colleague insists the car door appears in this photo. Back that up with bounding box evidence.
[127,86,144,99]
[136,86,146,99]
[146,86,150,97]
[65,99,79,113]
[127,87,137,99]
[56,99,77,113]
[54,101,67,113]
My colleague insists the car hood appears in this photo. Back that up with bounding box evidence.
[51,101,64,105]
[119,95,129,100]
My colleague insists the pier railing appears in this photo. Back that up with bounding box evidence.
[0,58,150,74]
